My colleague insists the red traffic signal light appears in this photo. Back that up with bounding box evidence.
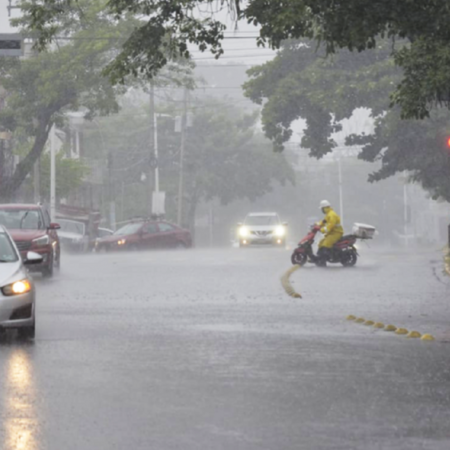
[447,137,450,148]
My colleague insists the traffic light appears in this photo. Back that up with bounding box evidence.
[0,34,23,57]
[447,136,450,150]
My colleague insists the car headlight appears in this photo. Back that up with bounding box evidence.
[239,227,249,238]
[117,239,126,245]
[2,280,32,296]
[275,226,286,237]
[32,235,49,247]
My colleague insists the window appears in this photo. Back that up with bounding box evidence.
[245,215,280,226]
[143,223,159,234]
[158,223,175,232]
[114,223,143,236]
[58,220,86,236]
[0,209,44,230]
[0,233,19,262]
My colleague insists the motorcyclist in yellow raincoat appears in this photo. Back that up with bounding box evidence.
[316,200,344,266]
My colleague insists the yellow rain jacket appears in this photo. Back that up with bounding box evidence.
[319,207,344,248]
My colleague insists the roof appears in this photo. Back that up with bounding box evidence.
[0,203,41,210]
[247,212,279,217]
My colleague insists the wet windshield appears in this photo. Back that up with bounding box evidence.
[245,215,280,226]
[0,233,19,262]
[113,223,143,236]
[0,209,44,230]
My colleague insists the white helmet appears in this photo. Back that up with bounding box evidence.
[319,200,331,210]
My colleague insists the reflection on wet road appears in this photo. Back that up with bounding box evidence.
[1,347,39,450]
[0,247,449,449]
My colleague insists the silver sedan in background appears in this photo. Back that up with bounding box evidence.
[0,225,42,339]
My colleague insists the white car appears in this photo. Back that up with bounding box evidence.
[0,225,42,339]
[237,212,287,247]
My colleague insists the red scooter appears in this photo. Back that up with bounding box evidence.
[291,223,363,267]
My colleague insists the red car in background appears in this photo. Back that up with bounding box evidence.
[0,204,61,277]
[95,220,192,252]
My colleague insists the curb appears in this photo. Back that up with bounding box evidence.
[280,265,302,298]
[346,315,435,342]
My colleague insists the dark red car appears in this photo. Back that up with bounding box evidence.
[0,204,61,277]
[95,220,192,252]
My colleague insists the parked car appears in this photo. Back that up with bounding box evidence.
[96,220,192,252]
[237,212,287,247]
[57,218,87,252]
[0,225,42,339]
[0,204,61,277]
[58,218,114,253]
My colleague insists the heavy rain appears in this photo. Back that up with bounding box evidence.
[0,1,449,449]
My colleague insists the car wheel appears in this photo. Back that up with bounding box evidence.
[128,244,139,252]
[18,323,35,340]
[175,241,187,249]
[42,255,54,278]
[54,249,61,270]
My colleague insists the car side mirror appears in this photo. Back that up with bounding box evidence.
[283,222,288,227]
[24,251,44,265]
[237,222,243,227]
[49,223,60,230]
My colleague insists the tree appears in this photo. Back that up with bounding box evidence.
[0,0,129,201]
[243,41,450,201]
[82,97,295,229]
[38,152,90,201]
[174,100,295,231]
[19,0,450,119]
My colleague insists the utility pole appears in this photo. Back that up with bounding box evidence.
[177,88,188,226]
[147,84,155,216]
[108,151,116,229]
[50,124,56,221]
[33,157,40,203]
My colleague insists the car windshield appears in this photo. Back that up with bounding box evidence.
[0,209,44,230]
[245,215,280,226]
[58,220,85,235]
[114,223,143,236]
[0,232,19,262]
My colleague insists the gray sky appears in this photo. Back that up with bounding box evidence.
[0,1,274,64]
[0,0,20,33]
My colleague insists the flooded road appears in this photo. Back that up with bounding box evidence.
[0,247,449,450]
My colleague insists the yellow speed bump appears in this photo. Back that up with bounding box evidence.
[364,320,375,326]
[373,322,385,329]
[421,334,435,341]
[385,325,397,332]
[395,328,408,335]
[346,315,357,321]
[407,331,422,339]
[280,265,302,298]
[355,318,365,323]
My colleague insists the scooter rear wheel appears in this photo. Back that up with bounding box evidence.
[291,252,307,266]
[341,251,358,267]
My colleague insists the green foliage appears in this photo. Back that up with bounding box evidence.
[19,0,450,119]
[38,152,90,200]
[83,97,295,225]
[243,41,450,201]
[0,0,135,199]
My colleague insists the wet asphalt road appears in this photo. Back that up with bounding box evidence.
[0,246,450,450]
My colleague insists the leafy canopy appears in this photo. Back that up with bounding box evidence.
[243,40,450,201]
[18,0,450,118]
